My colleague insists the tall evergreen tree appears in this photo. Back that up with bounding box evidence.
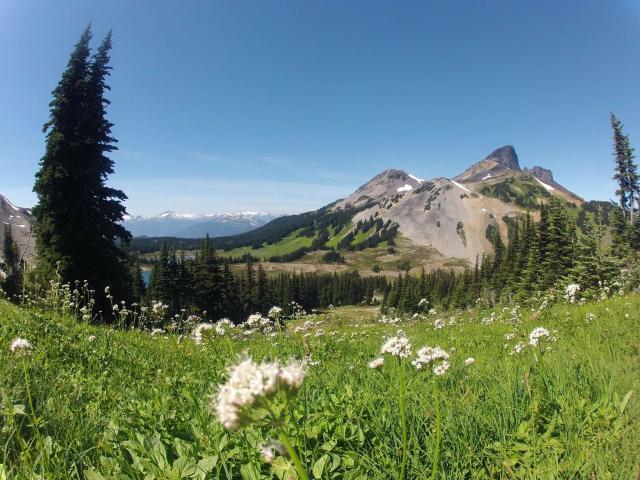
[611,113,639,223]
[33,27,131,311]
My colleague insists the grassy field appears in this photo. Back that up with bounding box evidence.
[1,294,639,479]
[221,229,316,260]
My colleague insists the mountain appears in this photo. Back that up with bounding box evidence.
[123,211,282,238]
[0,194,35,261]
[148,145,585,270]
[331,145,582,262]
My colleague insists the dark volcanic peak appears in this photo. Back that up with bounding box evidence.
[524,166,554,183]
[484,145,520,171]
[454,144,521,182]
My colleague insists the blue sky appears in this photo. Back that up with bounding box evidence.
[1,0,639,215]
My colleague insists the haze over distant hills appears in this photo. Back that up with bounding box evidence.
[122,211,282,238]
[2,144,590,269]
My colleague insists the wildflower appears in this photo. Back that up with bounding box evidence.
[380,334,412,358]
[10,338,32,354]
[368,357,384,369]
[412,346,449,370]
[564,283,580,303]
[586,312,596,322]
[511,342,525,355]
[528,327,550,346]
[464,357,475,366]
[268,306,282,318]
[433,361,450,376]
[192,323,213,344]
[213,356,306,430]
[88,335,96,342]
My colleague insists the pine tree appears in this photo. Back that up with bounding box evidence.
[570,219,619,290]
[33,27,131,310]
[2,225,17,275]
[611,113,639,223]
[193,235,224,319]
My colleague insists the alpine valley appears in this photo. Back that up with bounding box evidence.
[130,145,610,275]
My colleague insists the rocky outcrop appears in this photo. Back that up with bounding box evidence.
[0,194,35,262]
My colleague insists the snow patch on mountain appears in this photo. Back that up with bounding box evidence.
[451,180,471,193]
[534,177,555,191]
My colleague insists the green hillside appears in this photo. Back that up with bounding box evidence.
[1,292,638,478]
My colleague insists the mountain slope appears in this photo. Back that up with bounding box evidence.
[0,194,35,261]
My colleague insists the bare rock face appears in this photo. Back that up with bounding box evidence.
[334,168,423,209]
[0,194,35,262]
[454,145,520,182]
[487,145,520,170]
[524,166,554,184]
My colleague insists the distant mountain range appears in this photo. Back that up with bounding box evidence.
[122,211,282,238]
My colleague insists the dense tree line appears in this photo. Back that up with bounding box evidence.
[385,200,637,314]
[148,235,387,322]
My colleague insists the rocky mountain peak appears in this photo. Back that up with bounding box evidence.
[524,166,554,184]
[454,145,520,182]
[484,145,520,171]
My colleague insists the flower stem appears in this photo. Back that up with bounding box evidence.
[398,359,408,480]
[431,379,441,480]
[22,361,37,427]
[279,430,308,480]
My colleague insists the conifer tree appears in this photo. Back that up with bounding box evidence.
[193,235,224,319]
[611,113,639,223]
[570,219,619,290]
[33,27,131,310]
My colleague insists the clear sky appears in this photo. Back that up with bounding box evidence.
[1,0,639,216]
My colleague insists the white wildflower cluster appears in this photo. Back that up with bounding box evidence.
[268,306,282,318]
[481,312,497,325]
[412,346,450,375]
[538,294,555,311]
[528,326,550,346]
[215,318,234,336]
[10,337,32,355]
[433,316,457,330]
[380,332,412,358]
[0,267,7,284]
[378,315,401,325]
[192,323,214,344]
[564,283,580,303]
[260,441,286,463]
[464,357,475,366]
[510,342,526,355]
[585,312,596,323]
[418,298,429,309]
[214,356,307,430]
[368,357,384,369]
[294,319,324,334]
[243,313,275,334]
[288,301,307,318]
